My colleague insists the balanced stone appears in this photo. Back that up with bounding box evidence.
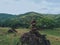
[17,19,50,45]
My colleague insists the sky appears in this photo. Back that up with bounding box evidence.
[0,0,60,14]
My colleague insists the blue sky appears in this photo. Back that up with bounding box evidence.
[0,0,60,14]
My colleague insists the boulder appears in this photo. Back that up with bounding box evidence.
[17,31,50,45]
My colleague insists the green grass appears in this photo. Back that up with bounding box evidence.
[0,27,60,45]
[40,28,60,36]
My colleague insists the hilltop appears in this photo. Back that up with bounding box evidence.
[0,12,60,28]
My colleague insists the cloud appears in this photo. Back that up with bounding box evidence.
[0,0,60,14]
[47,0,60,3]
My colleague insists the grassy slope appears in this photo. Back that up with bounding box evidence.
[0,27,60,45]
[40,29,60,45]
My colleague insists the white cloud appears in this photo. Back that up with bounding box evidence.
[0,0,60,14]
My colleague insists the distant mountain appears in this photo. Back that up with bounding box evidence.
[0,13,17,23]
[18,12,43,16]
[17,12,44,19]
[0,12,60,21]
[0,13,16,19]
[0,12,60,28]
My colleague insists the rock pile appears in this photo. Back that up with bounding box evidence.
[17,19,50,45]
[8,28,17,33]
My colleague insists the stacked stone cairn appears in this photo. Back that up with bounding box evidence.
[17,19,50,45]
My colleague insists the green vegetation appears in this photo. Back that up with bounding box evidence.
[0,12,60,29]
[40,28,60,36]
[0,27,60,45]
[0,12,60,45]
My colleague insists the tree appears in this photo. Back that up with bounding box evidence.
[37,17,55,29]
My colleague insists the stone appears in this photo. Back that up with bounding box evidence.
[8,28,17,33]
[17,19,50,45]
[18,31,50,45]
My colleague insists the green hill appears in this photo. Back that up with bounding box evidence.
[0,13,16,22]
[0,12,60,28]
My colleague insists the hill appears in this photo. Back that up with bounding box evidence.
[0,12,60,28]
[0,13,16,22]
